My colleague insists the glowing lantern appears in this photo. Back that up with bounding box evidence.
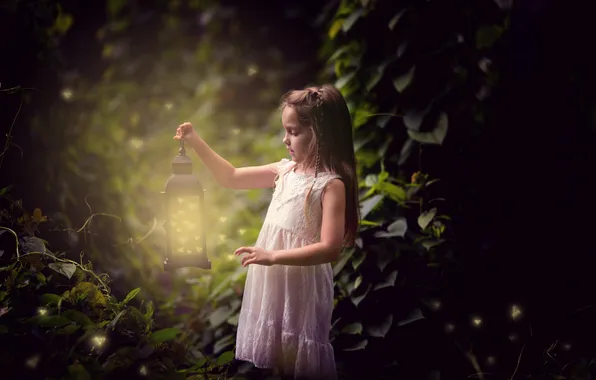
[162,140,210,271]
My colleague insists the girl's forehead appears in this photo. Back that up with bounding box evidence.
[281,107,300,126]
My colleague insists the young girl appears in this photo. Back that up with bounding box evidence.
[174,84,359,380]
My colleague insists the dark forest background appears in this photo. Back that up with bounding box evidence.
[1,0,596,379]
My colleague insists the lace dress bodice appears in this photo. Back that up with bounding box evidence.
[235,158,340,380]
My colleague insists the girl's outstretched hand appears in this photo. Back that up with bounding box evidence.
[174,122,199,143]
[234,246,275,267]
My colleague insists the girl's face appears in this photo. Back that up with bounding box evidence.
[281,106,313,165]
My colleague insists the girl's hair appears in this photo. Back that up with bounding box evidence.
[279,84,360,247]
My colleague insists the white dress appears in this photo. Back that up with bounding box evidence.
[235,158,340,380]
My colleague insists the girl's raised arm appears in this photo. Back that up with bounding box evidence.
[175,122,283,189]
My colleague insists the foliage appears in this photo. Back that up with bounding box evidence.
[317,0,509,377]
[0,191,236,379]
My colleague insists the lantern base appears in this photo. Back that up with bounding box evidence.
[164,256,211,271]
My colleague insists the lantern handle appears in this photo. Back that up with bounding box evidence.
[178,139,186,156]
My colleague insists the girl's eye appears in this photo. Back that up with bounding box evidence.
[291,132,299,136]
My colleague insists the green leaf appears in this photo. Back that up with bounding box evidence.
[213,333,235,354]
[335,72,356,90]
[216,350,235,366]
[351,284,371,307]
[388,9,406,30]
[39,293,62,306]
[353,275,363,291]
[418,208,437,230]
[30,315,72,328]
[407,113,448,145]
[342,9,365,33]
[150,327,182,343]
[343,339,368,351]
[122,287,140,305]
[329,19,344,39]
[351,250,366,271]
[366,71,382,92]
[397,307,424,327]
[56,324,81,335]
[71,282,106,306]
[475,25,504,49]
[144,301,154,320]
[403,105,431,132]
[422,238,446,251]
[393,66,415,93]
[375,218,407,238]
[333,248,355,277]
[366,314,393,337]
[107,0,127,16]
[379,182,407,202]
[107,310,125,330]
[209,306,235,328]
[364,174,378,187]
[68,363,91,380]
[48,262,76,279]
[342,322,363,334]
[62,310,94,328]
[360,194,384,219]
[374,270,398,291]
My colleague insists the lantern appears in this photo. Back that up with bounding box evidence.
[162,140,210,271]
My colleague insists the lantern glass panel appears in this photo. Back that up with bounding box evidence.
[168,195,203,256]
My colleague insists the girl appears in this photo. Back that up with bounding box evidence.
[174,84,359,380]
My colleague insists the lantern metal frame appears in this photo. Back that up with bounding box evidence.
[162,140,211,271]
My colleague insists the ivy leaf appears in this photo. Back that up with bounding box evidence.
[422,238,446,251]
[29,315,71,328]
[106,310,125,330]
[366,314,393,338]
[351,284,371,307]
[122,287,140,305]
[374,270,398,291]
[397,307,425,327]
[353,275,363,291]
[388,9,406,30]
[404,105,431,132]
[62,310,94,328]
[475,25,504,49]
[56,324,81,335]
[393,66,415,93]
[407,113,448,145]
[23,236,46,255]
[39,293,62,306]
[213,333,235,354]
[351,250,366,271]
[342,9,364,33]
[375,218,407,239]
[342,322,363,335]
[48,262,76,279]
[343,339,368,351]
[418,208,437,230]
[335,72,355,90]
[209,306,235,328]
[216,350,235,366]
[150,327,182,343]
[333,248,355,277]
[360,194,384,219]
[376,249,393,272]
[71,282,107,307]
[67,363,91,380]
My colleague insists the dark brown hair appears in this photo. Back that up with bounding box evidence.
[279,84,360,247]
